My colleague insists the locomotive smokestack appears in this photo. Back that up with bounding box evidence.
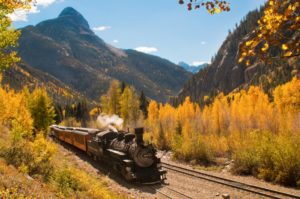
[134,127,144,144]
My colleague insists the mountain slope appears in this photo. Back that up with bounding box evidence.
[16,7,191,102]
[2,63,86,104]
[173,7,300,105]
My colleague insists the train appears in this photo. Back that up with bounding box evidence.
[49,125,167,184]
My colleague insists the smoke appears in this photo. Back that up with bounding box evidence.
[97,114,123,130]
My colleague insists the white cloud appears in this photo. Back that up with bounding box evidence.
[92,26,112,31]
[135,46,158,54]
[201,41,206,45]
[112,39,119,43]
[8,0,61,21]
[191,61,210,66]
[8,6,39,21]
[35,0,59,7]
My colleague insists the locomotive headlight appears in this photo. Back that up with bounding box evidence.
[126,167,131,172]
[157,163,162,168]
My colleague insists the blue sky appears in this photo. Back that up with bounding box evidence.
[12,0,266,66]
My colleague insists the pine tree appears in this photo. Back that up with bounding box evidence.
[139,90,149,117]
[54,104,63,124]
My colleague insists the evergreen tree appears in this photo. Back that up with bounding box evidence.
[120,81,126,94]
[80,100,90,127]
[139,90,149,117]
[54,104,63,124]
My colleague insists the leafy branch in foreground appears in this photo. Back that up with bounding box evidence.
[239,0,300,65]
[178,0,230,14]
[0,0,32,72]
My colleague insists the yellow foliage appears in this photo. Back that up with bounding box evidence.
[240,0,300,64]
[52,167,123,199]
[0,85,33,134]
[146,78,300,186]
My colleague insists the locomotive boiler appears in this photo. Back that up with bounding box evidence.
[50,125,166,184]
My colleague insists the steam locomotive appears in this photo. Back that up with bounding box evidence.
[50,125,167,184]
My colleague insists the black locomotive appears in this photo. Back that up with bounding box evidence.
[50,125,167,184]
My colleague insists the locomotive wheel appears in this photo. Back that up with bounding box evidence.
[121,167,133,181]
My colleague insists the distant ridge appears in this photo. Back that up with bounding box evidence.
[178,61,208,74]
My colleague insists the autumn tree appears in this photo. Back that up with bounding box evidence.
[28,88,56,132]
[120,86,142,127]
[100,80,121,115]
[0,0,32,71]
[147,100,159,142]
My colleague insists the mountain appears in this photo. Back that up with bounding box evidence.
[178,61,208,73]
[14,7,191,102]
[172,7,300,105]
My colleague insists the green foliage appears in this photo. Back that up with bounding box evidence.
[28,88,55,132]
[139,90,149,117]
[3,134,56,181]
[52,169,81,196]
[0,1,32,71]
[51,166,123,199]
[233,131,300,187]
[10,119,33,144]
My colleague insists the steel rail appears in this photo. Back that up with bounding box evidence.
[150,185,194,199]
[162,162,300,199]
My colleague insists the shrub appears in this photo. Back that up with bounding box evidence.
[52,169,81,196]
[233,131,300,187]
[3,134,56,181]
[52,167,123,199]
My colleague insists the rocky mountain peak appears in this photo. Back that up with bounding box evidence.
[57,7,90,29]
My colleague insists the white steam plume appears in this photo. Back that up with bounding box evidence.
[97,114,123,131]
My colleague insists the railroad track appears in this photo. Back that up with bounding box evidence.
[150,185,193,199]
[162,162,300,199]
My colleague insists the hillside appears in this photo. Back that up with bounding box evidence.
[2,63,86,105]
[14,7,191,102]
[173,8,300,105]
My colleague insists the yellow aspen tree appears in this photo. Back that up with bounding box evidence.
[273,77,300,133]
[158,103,177,148]
[100,80,121,115]
[147,100,159,143]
